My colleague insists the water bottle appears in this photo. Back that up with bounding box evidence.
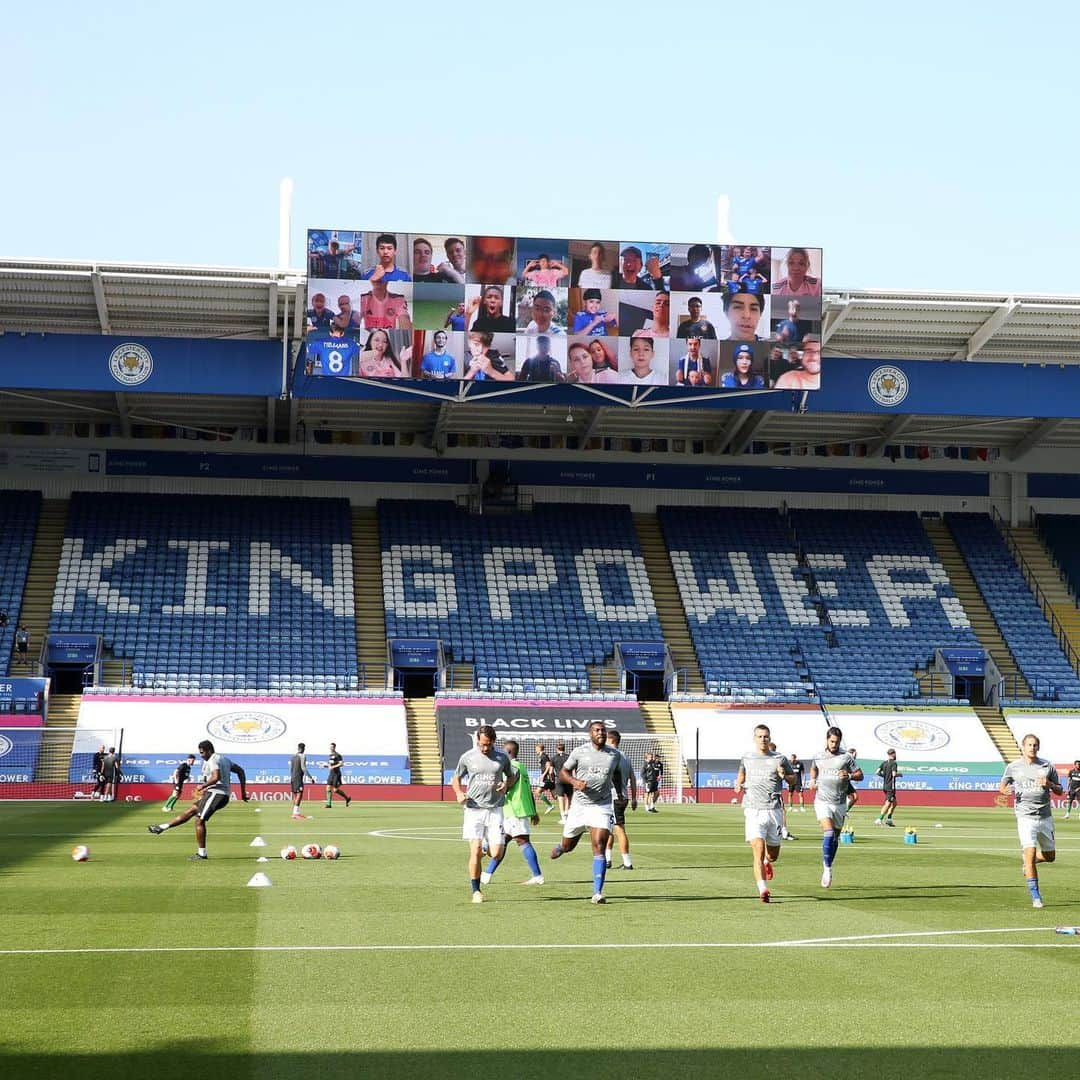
[1054,926,1079,935]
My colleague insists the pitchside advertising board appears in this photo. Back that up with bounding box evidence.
[1003,709,1080,774]
[0,678,48,716]
[437,698,648,782]
[0,727,45,782]
[303,230,822,392]
[73,696,410,784]
[671,704,1004,792]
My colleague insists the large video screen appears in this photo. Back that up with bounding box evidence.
[304,230,822,391]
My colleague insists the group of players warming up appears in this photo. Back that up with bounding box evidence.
[453,720,1068,910]
[141,722,1067,913]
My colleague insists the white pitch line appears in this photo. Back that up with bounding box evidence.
[0,927,1066,958]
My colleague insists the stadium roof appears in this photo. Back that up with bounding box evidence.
[3,257,1080,457]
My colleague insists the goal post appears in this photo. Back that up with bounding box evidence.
[0,726,122,801]
[508,732,686,804]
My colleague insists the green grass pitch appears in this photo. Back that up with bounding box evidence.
[2,799,1078,1079]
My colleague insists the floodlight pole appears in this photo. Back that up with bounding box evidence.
[716,195,735,245]
[278,178,294,270]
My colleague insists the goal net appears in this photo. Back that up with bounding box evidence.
[0,726,123,801]
[507,732,685,804]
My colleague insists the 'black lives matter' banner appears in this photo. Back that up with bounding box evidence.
[437,699,648,771]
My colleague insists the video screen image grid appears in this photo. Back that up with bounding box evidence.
[304,230,822,390]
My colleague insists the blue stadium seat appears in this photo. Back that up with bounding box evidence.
[0,491,41,675]
[947,513,1080,701]
[380,500,661,691]
[662,506,977,706]
[49,493,357,691]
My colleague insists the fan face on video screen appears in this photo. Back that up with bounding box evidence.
[304,231,822,390]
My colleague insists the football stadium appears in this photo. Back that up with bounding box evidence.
[5,10,1080,1079]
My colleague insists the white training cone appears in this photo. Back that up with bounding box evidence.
[246,872,273,888]
[256,856,269,863]
[250,836,267,848]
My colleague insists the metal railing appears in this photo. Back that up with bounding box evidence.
[438,663,476,692]
[360,663,394,691]
[998,672,1057,702]
[1030,508,1080,599]
[990,506,1080,680]
[908,670,956,700]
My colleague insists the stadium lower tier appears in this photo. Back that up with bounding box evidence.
[1,491,1075,706]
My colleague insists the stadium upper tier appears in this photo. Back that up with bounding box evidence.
[946,513,1080,705]
[379,500,661,693]
[0,491,41,674]
[1036,515,1080,604]
[48,493,357,692]
[662,506,976,705]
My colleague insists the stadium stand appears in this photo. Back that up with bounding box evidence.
[1034,515,1080,601]
[379,500,661,694]
[660,507,811,702]
[662,506,977,705]
[48,493,358,692]
[789,510,977,704]
[0,490,41,674]
[945,513,1080,704]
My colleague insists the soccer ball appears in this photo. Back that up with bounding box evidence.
[323,844,340,860]
[71,845,90,862]
[302,842,323,860]
[280,845,298,861]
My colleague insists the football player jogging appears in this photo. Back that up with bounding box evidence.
[480,740,545,886]
[324,742,352,808]
[734,724,794,903]
[605,728,638,870]
[147,740,249,859]
[874,749,902,826]
[810,727,862,889]
[550,720,628,904]
[1064,760,1080,818]
[535,741,557,813]
[845,747,860,814]
[289,742,317,820]
[552,741,572,823]
[788,753,806,813]
[642,753,661,812]
[999,733,1062,909]
[771,740,797,841]
[164,753,196,812]
[451,724,514,903]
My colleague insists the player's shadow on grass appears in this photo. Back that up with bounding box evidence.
[0,800,149,874]
[10,1046,1080,1080]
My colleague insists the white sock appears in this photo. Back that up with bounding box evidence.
[757,878,768,893]
[159,823,171,830]
[198,847,207,857]
[622,853,633,867]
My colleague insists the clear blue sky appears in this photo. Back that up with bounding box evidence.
[3,0,1075,294]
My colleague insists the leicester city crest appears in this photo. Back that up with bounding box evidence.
[108,342,154,387]
[867,365,909,407]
